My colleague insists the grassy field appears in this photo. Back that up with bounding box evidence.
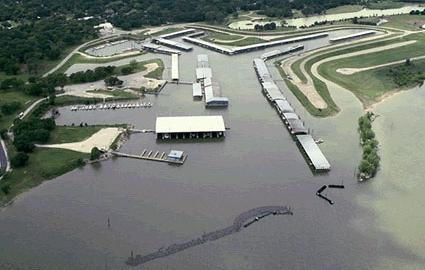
[0,147,89,206]
[144,59,165,79]
[151,27,184,37]
[48,126,104,144]
[382,14,425,31]
[277,63,339,117]
[326,5,364,14]
[203,31,243,41]
[54,52,146,75]
[368,1,405,10]
[0,91,37,130]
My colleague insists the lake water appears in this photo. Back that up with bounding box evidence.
[0,29,424,270]
[229,5,423,29]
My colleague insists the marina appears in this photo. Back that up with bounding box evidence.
[153,37,193,52]
[69,102,152,112]
[253,58,330,171]
[171,53,179,81]
[155,115,226,140]
[329,30,376,43]
[112,149,187,165]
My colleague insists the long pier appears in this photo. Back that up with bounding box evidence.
[126,205,293,267]
[253,58,330,171]
[112,150,187,165]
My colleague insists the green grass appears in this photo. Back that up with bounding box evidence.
[382,14,425,31]
[368,1,405,10]
[54,52,146,75]
[326,5,364,15]
[150,27,184,37]
[144,59,165,79]
[48,126,104,144]
[204,31,243,41]
[0,91,36,130]
[0,148,89,206]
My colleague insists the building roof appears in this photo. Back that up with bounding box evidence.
[296,134,330,170]
[253,58,270,80]
[168,150,184,159]
[330,30,375,42]
[156,116,226,133]
[171,53,179,80]
[159,28,195,39]
[196,67,213,80]
[287,119,308,134]
[283,112,299,120]
[182,36,234,54]
[154,37,193,51]
[192,83,202,97]
[275,99,294,113]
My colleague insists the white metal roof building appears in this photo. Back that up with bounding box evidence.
[156,116,226,139]
[159,28,195,39]
[171,54,179,81]
[296,135,331,170]
[192,83,202,98]
[153,37,193,51]
[196,67,213,81]
[330,30,375,43]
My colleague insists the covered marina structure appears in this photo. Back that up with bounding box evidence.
[330,30,376,43]
[158,28,196,39]
[253,58,330,171]
[296,135,331,170]
[183,32,327,55]
[141,43,181,55]
[153,37,193,51]
[192,83,202,99]
[156,116,226,140]
[171,54,179,81]
[261,45,304,61]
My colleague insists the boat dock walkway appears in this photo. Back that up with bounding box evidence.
[112,150,187,165]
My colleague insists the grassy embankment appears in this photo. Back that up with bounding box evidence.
[0,122,128,205]
[326,5,363,14]
[317,32,425,105]
[381,14,425,31]
[282,31,425,114]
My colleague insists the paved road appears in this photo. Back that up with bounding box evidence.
[0,139,9,172]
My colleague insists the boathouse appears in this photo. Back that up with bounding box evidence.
[156,116,226,140]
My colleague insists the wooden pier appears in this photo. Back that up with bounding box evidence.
[112,149,187,165]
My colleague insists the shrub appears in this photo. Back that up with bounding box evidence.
[11,152,29,168]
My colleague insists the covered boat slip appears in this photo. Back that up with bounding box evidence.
[158,28,196,39]
[153,37,193,51]
[196,67,213,81]
[330,30,376,43]
[296,135,331,170]
[155,116,226,140]
[192,83,202,99]
[261,44,305,61]
[171,54,179,81]
[141,43,181,55]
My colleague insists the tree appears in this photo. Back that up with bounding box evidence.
[1,102,21,115]
[11,152,29,168]
[90,147,102,160]
[1,185,11,195]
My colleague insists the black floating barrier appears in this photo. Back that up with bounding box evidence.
[316,185,327,195]
[317,193,334,205]
[328,184,345,189]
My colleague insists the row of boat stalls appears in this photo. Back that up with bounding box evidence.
[171,53,179,81]
[329,30,376,43]
[192,54,229,107]
[182,32,328,56]
[141,43,181,55]
[152,37,193,52]
[253,58,330,171]
[261,44,304,61]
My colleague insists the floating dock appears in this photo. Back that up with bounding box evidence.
[171,53,179,81]
[253,58,330,171]
[296,135,330,170]
[330,30,376,43]
[112,149,187,165]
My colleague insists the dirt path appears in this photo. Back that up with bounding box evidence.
[336,54,425,75]
[38,128,123,153]
[280,31,406,110]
